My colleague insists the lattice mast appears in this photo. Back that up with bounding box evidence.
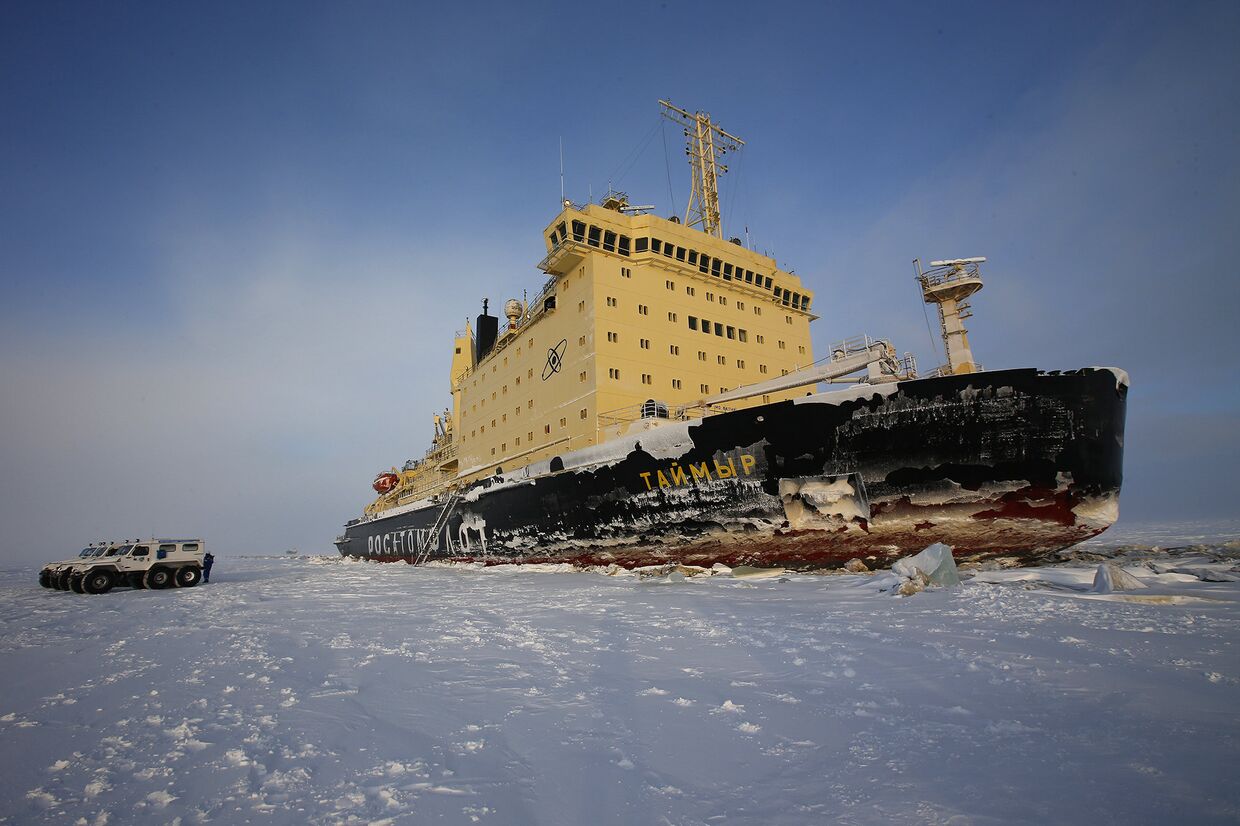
[659,100,745,238]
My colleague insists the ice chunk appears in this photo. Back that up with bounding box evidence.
[897,579,924,597]
[1092,563,1148,593]
[892,543,960,586]
[844,558,870,573]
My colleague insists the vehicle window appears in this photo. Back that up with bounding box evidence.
[158,544,176,554]
[130,546,148,556]
[78,547,96,557]
[104,546,124,556]
[182,543,199,552]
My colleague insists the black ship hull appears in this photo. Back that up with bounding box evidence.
[336,367,1127,568]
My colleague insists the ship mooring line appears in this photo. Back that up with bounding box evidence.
[661,118,678,218]
[918,274,944,364]
[607,117,661,190]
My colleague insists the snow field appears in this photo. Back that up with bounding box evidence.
[0,543,1238,825]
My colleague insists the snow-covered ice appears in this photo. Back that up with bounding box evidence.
[2,530,1239,824]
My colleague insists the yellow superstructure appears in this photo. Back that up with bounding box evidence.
[366,103,820,515]
[453,200,816,480]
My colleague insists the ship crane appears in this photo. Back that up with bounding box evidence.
[916,257,986,375]
[659,100,744,238]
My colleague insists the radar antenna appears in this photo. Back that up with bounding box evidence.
[659,100,745,238]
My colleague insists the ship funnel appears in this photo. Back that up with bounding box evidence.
[475,299,499,363]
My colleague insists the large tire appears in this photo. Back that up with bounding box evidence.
[175,566,202,588]
[129,572,146,589]
[144,567,173,590]
[69,574,86,594]
[38,571,51,588]
[82,569,114,595]
[54,571,70,590]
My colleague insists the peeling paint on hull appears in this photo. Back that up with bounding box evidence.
[337,367,1127,569]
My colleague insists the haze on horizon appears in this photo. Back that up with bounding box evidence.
[1,1,1237,562]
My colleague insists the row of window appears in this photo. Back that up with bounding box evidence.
[607,358,767,375]
[687,316,749,342]
[549,219,812,312]
[603,326,802,354]
[476,410,586,457]
[633,235,811,311]
[552,220,633,257]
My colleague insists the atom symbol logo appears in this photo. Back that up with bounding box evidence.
[542,338,568,381]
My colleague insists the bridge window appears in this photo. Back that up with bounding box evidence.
[651,238,662,254]
[699,255,710,274]
[618,235,631,255]
[688,251,698,266]
[587,225,601,247]
[676,246,686,261]
[635,237,648,252]
[572,220,585,241]
[603,230,616,252]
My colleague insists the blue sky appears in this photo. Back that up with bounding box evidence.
[1,1,1237,560]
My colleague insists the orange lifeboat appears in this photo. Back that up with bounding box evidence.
[372,472,400,494]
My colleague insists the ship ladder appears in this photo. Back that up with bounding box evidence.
[415,490,462,566]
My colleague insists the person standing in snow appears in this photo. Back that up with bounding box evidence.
[203,552,215,583]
